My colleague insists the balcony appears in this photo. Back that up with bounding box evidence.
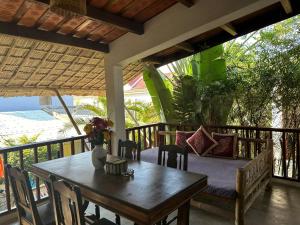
[1,123,299,224]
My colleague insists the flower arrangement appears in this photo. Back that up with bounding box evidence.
[83,117,113,146]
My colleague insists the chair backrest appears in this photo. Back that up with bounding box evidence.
[49,175,85,225]
[158,145,188,171]
[118,139,141,160]
[6,164,42,225]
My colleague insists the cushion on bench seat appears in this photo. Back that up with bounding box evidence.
[141,148,249,199]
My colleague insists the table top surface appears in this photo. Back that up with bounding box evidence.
[31,152,207,212]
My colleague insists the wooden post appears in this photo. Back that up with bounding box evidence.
[54,89,90,151]
[267,139,274,190]
[235,168,245,225]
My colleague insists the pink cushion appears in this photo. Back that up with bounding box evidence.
[187,126,218,156]
[211,133,238,159]
[175,131,195,153]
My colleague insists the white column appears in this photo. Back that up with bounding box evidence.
[104,61,126,155]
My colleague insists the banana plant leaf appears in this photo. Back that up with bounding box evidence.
[196,45,232,125]
[143,65,175,123]
[200,45,227,82]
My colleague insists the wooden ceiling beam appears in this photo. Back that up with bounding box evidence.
[35,0,144,34]
[87,6,144,34]
[141,57,162,66]
[175,42,195,53]
[0,21,109,53]
[177,0,194,7]
[220,23,238,36]
[280,0,293,14]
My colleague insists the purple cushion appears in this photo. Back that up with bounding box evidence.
[187,126,218,156]
[211,133,238,159]
[175,131,195,153]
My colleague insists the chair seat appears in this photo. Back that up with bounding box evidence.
[25,201,54,225]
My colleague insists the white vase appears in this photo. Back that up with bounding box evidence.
[92,145,107,170]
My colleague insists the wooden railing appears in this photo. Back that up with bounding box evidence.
[125,123,300,182]
[0,135,90,216]
[126,123,164,150]
[0,123,299,217]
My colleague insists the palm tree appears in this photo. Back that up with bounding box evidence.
[60,97,159,134]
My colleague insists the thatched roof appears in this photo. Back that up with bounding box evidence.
[0,34,144,96]
[0,0,182,97]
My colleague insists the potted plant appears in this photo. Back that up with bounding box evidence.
[84,117,113,169]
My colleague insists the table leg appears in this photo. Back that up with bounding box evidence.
[177,200,190,225]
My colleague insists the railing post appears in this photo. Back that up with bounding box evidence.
[47,144,52,160]
[269,131,274,178]
[59,142,64,157]
[296,132,300,181]
[33,146,41,201]
[246,129,251,159]
[255,129,261,155]
[3,152,11,211]
[138,129,141,147]
[19,149,24,169]
[158,123,166,147]
[132,130,136,143]
[282,132,287,178]
[153,126,156,146]
[71,140,75,155]
[80,138,85,153]
[143,127,147,149]
[148,126,152,148]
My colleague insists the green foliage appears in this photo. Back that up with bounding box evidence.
[146,15,300,128]
[226,15,300,127]
[173,75,197,123]
[80,96,107,117]
[2,133,39,146]
[196,45,233,125]
[196,79,236,125]
[165,45,233,125]
[125,100,160,126]
[143,65,175,123]
[1,134,59,177]
[61,96,160,131]
[199,45,227,83]
[227,71,273,126]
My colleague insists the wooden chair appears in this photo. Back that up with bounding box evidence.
[116,139,141,225]
[158,145,188,171]
[118,139,141,161]
[49,175,116,225]
[158,145,188,225]
[82,140,140,225]
[5,164,54,225]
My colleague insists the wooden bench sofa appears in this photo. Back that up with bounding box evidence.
[140,130,273,225]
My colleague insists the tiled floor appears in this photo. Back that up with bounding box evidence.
[5,182,300,225]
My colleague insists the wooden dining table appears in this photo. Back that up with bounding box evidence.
[30,152,207,225]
